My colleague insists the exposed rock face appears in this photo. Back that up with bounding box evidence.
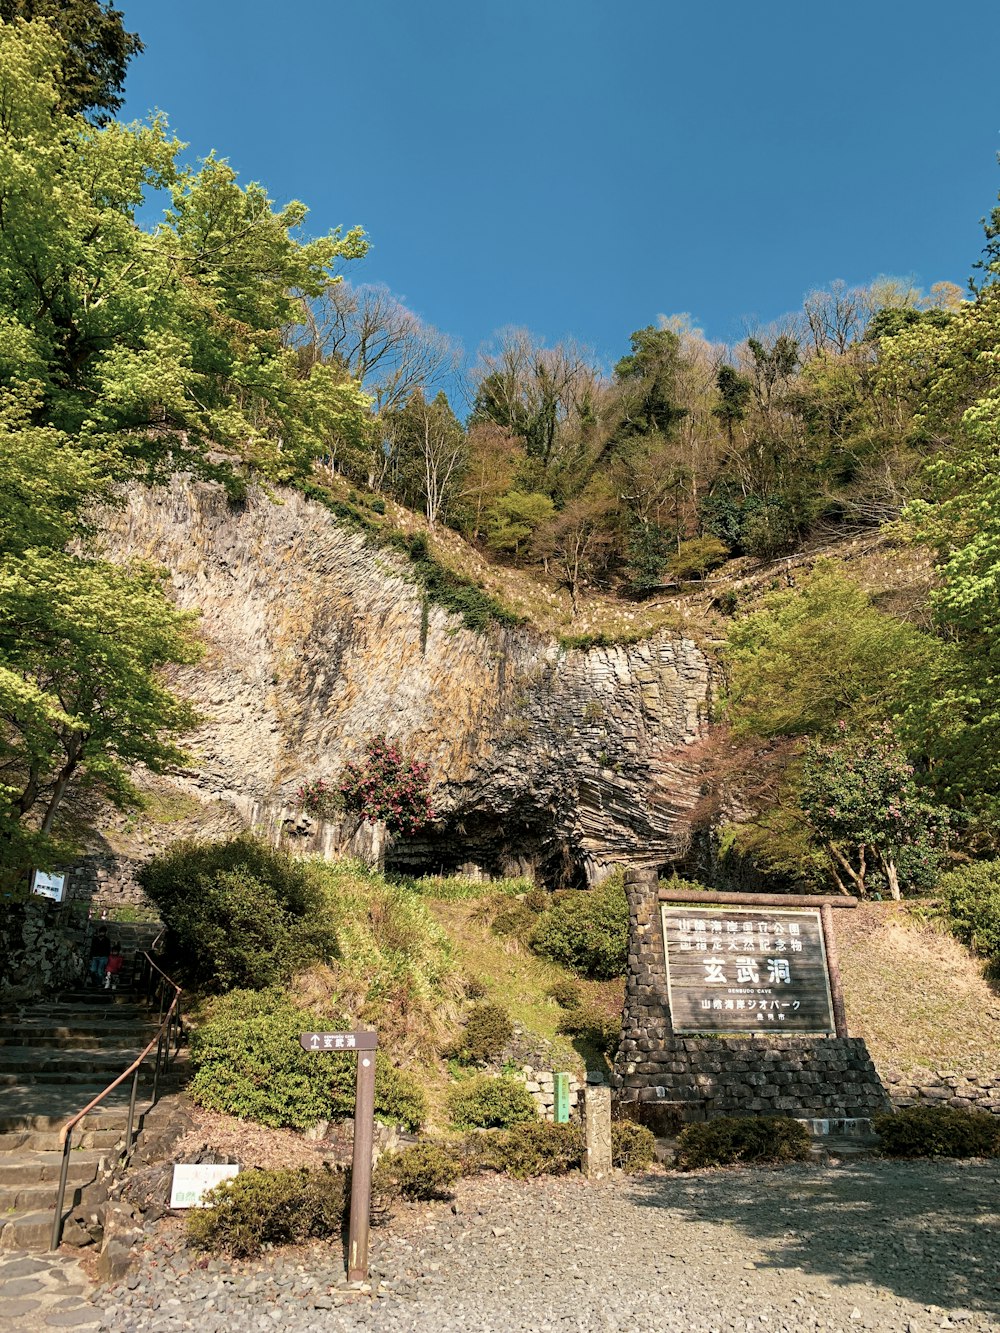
[98,479,713,884]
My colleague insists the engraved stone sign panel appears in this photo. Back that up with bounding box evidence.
[661,905,836,1035]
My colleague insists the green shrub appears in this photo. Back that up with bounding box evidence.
[452,1003,513,1065]
[447,1074,538,1130]
[667,536,729,581]
[491,902,539,941]
[186,1166,345,1257]
[612,1121,656,1173]
[523,887,550,913]
[137,836,333,992]
[189,989,425,1130]
[372,1143,462,1201]
[529,875,628,979]
[189,990,346,1129]
[675,1116,812,1170]
[547,978,582,1010]
[938,861,1000,965]
[332,1062,426,1132]
[466,1121,585,1178]
[873,1105,1000,1159]
[556,1006,620,1058]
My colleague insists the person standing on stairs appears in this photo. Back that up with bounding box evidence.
[88,924,110,987]
[104,942,124,990]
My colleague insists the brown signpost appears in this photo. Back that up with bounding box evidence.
[657,891,854,1038]
[299,1030,377,1282]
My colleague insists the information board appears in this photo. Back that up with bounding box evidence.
[169,1163,239,1209]
[30,870,66,902]
[661,905,835,1035]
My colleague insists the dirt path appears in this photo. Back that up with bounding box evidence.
[91,1158,1000,1333]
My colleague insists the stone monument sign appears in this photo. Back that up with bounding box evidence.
[613,868,889,1128]
[661,905,835,1035]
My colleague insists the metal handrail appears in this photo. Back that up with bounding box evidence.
[49,949,183,1250]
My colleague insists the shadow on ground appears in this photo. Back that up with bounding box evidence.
[627,1159,1000,1318]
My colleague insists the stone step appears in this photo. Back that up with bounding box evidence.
[0,1068,154,1087]
[0,1177,93,1211]
[0,1150,106,1187]
[0,1047,148,1075]
[0,1207,61,1251]
[8,1126,123,1152]
[0,1084,154,1133]
[0,1026,160,1050]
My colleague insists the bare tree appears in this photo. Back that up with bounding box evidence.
[471,327,604,473]
[290,282,461,414]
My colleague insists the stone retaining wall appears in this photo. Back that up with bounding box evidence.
[885,1068,1000,1117]
[613,867,890,1128]
[515,1065,582,1121]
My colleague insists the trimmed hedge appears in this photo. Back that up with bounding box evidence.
[189,989,426,1131]
[137,836,334,992]
[451,1003,513,1065]
[187,1167,345,1257]
[529,876,628,979]
[873,1105,1000,1159]
[447,1074,538,1130]
[675,1116,812,1170]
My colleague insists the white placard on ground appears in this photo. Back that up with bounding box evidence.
[170,1163,240,1209]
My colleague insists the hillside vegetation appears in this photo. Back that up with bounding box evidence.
[2,7,1000,967]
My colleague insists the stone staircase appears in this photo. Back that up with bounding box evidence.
[0,989,164,1250]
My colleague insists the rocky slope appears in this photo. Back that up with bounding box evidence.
[95,479,713,885]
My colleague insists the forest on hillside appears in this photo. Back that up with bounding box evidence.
[2,4,1000,925]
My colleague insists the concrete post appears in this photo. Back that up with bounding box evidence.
[584,1084,613,1180]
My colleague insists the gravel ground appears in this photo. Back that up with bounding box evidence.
[90,1159,1000,1333]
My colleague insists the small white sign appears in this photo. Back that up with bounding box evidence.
[30,870,66,902]
[170,1163,239,1209]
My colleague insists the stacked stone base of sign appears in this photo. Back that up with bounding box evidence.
[612,1034,891,1133]
[516,1066,582,1120]
[885,1068,1000,1117]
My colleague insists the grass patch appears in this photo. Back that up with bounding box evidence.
[835,901,1000,1075]
[390,872,531,901]
[426,895,623,1076]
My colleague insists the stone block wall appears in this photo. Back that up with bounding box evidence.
[515,1065,582,1121]
[885,1068,1000,1117]
[618,1034,889,1123]
[66,853,146,908]
[613,867,891,1124]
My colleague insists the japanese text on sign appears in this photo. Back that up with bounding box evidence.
[660,906,835,1035]
[299,1030,378,1053]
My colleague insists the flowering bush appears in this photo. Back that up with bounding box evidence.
[295,777,342,819]
[339,736,434,836]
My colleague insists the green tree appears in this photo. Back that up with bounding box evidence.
[0,20,371,483]
[612,326,687,438]
[725,561,942,741]
[486,490,556,557]
[0,1,142,121]
[799,725,948,899]
[0,546,201,875]
[900,285,1000,815]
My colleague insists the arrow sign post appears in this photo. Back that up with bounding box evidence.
[300,1030,378,1282]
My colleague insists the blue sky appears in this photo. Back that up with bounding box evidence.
[119,1,999,372]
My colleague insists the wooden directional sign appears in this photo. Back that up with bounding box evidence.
[299,1030,378,1053]
[661,905,836,1036]
[300,1029,378,1282]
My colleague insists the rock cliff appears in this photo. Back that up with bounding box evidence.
[97,479,713,885]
